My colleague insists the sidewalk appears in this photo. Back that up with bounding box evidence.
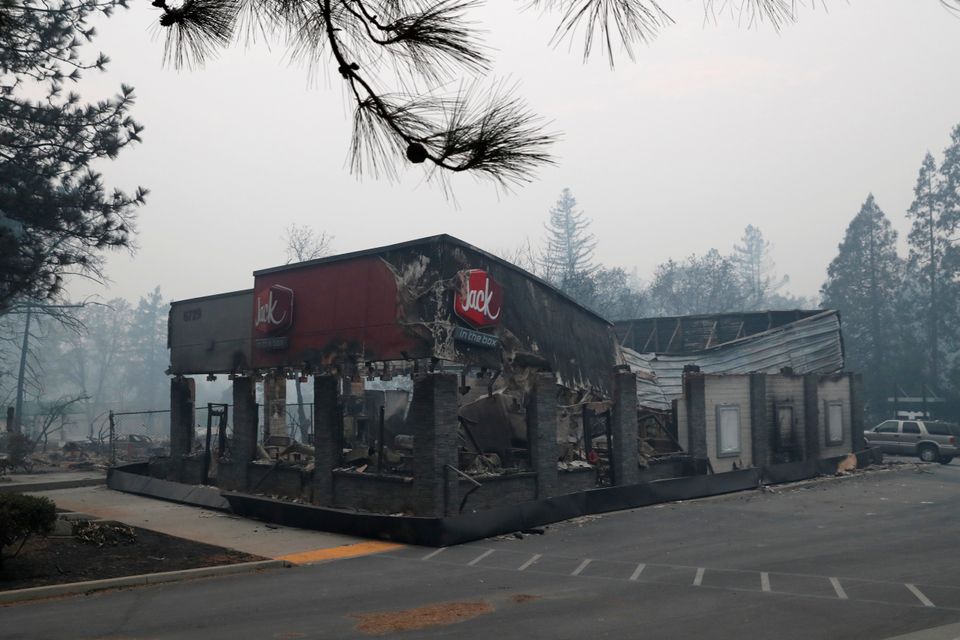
[0,484,401,605]
[27,485,398,561]
[0,471,105,493]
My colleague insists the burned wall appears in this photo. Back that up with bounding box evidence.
[818,374,853,458]
[703,376,753,472]
[249,235,618,396]
[168,290,253,375]
[332,472,416,514]
[766,376,807,462]
[251,255,429,370]
[424,238,619,396]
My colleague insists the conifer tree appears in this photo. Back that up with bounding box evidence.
[732,225,788,310]
[821,194,903,413]
[148,1,847,185]
[126,288,169,434]
[647,249,744,316]
[935,124,960,390]
[906,151,952,386]
[540,188,597,299]
[0,1,147,314]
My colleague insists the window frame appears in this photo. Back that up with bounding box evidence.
[825,401,844,445]
[875,421,899,433]
[715,404,742,458]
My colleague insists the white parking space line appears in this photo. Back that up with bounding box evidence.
[829,577,848,600]
[421,548,445,561]
[518,553,541,571]
[694,568,705,587]
[906,583,935,607]
[571,559,592,576]
[629,563,646,581]
[467,549,494,566]
[761,572,771,593]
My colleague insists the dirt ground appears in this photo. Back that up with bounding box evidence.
[0,525,262,591]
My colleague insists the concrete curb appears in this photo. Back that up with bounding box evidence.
[0,478,106,494]
[0,559,291,606]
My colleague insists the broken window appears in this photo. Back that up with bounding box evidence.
[826,401,843,445]
[776,405,795,448]
[716,405,741,457]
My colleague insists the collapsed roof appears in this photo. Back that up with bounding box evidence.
[619,310,845,411]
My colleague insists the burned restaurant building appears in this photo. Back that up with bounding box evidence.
[159,235,631,517]
[114,235,871,543]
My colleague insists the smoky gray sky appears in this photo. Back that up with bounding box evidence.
[70,1,960,305]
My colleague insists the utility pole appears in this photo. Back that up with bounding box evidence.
[13,305,32,433]
[11,302,84,434]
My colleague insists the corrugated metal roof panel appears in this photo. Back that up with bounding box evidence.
[622,310,845,411]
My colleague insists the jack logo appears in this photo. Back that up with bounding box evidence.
[454,269,502,328]
[254,285,294,335]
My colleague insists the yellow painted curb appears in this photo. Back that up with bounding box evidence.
[277,541,404,565]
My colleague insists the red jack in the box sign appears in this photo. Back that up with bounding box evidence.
[454,269,502,328]
[254,284,294,335]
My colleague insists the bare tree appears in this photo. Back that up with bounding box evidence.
[281,223,333,439]
[494,238,541,276]
[283,224,334,264]
[32,395,89,454]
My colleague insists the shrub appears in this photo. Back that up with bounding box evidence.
[0,493,56,569]
[1,433,35,473]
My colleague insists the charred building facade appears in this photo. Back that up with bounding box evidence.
[147,237,865,526]
[160,235,632,517]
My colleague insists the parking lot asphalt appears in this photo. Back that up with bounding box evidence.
[4,462,960,640]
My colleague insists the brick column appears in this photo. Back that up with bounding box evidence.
[803,374,821,461]
[410,373,459,517]
[611,370,640,486]
[232,377,258,491]
[849,373,865,452]
[528,372,559,499]
[170,377,194,480]
[750,373,769,467]
[312,375,340,506]
[684,373,708,462]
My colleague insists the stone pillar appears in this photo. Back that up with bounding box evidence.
[803,374,821,461]
[849,373,866,452]
[684,373,708,462]
[410,373,459,517]
[611,370,640,486]
[750,374,769,467]
[170,377,195,480]
[232,377,258,491]
[312,375,340,506]
[263,374,288,444]
[528,372,559,499]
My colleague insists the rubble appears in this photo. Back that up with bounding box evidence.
[72,521,137,547]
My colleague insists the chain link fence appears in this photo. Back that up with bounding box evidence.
[105,400,320,465]
[108,410,171,464]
